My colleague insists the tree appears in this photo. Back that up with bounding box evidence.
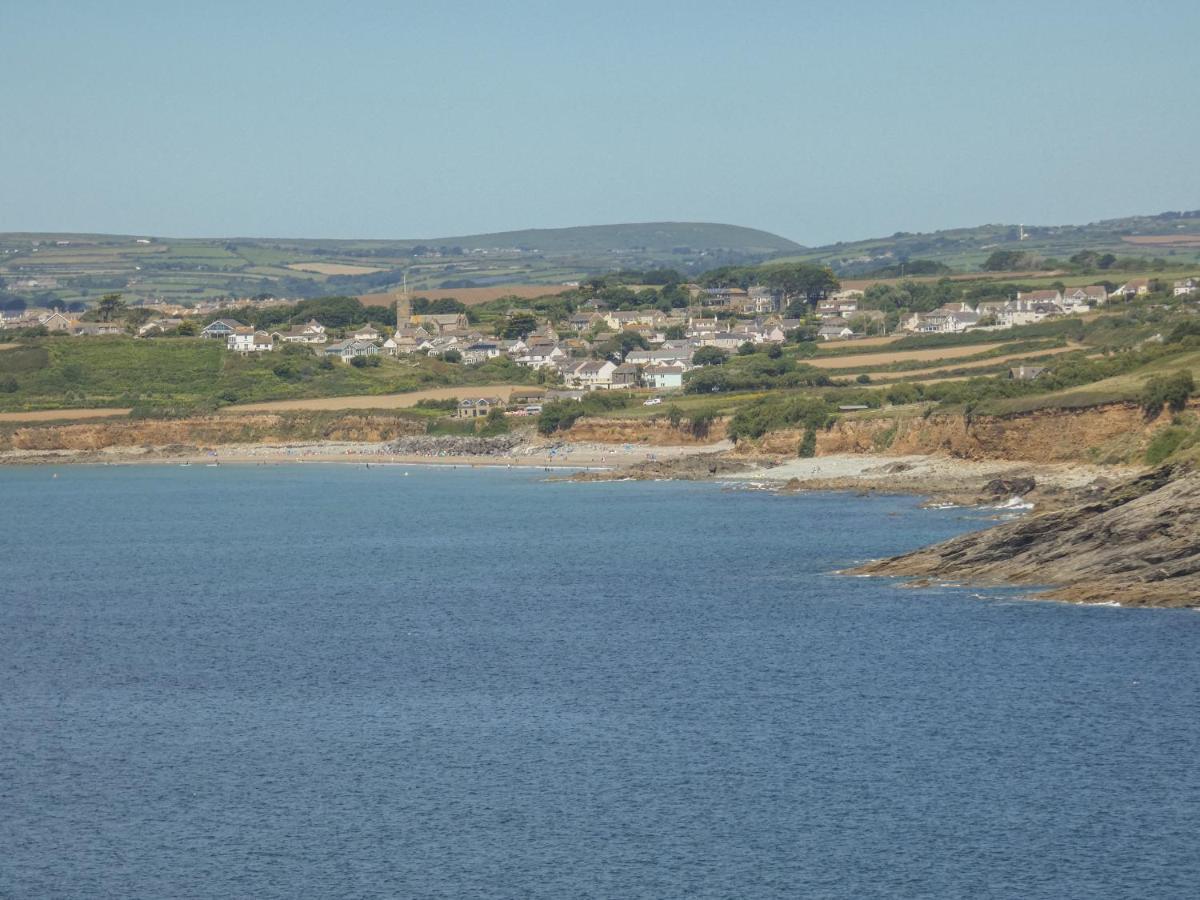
[177,320,199,336]
[597,331,649,361]
[762,263,839,309]
[664,324,686,340]
[96,293,126,322]
[693,346,729,366]
[441,349,463,363]
[501,312,539,340]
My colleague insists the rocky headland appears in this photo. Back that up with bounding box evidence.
[853,463,1200,608]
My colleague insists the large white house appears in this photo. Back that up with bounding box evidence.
[227,327,274,353]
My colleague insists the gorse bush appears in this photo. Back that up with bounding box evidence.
[727,396,835,442]
[1140,371,1195,416]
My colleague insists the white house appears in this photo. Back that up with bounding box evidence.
[352,325,380,342]
[517,343,568,369]
[227,328,274,353]
[642,363,686,390]
[1174,278,1198,297]
[565,359,617,390]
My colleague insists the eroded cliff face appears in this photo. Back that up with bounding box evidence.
[0,413,427,453]
[732,402,1172,464]
[563,418,728,445]
[854,464,1200,608]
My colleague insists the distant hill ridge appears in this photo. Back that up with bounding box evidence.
[789,209,1200,274]
[0,222,803,256]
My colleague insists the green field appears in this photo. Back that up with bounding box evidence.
[0,337,537,413]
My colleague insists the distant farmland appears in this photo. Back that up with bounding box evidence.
[1122,235,1200,247]
[287,263,388,275]
[359,284,575,306]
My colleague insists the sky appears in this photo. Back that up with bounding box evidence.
[3,0,1198,246]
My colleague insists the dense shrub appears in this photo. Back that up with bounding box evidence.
[1140,371,1195,416]
[537,401,585,435]
[727,396,835,442]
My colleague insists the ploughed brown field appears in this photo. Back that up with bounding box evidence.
[359,284,574,306]
[0,408,133,423]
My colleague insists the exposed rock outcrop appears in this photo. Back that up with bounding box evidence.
[384,433,530,457]
[565,452,773,481]
[854,464,1200,607]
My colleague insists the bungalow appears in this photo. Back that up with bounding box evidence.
[351,325,381,342]
[642,363,686,390]
[272,326,328,345]
[1114,278,1151,299]
[71,321,123,336]
[1173,278,1198,297]
[323,339,379,362]
[227,327,274,353]
[455,397,504,419]
[817,324,855,341]
[461,342,502,364]
[201,318,244,339]
[138,317,183,336]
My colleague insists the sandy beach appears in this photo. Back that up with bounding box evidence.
[0,438,728,470]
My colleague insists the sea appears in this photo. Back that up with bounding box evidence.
[1,464,1197,899]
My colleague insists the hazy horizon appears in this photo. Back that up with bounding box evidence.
[4,1,1198,245]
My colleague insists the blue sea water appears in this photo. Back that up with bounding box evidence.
[1,464,1197,899]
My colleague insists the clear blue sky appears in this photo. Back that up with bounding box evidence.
[3,0,1197,245]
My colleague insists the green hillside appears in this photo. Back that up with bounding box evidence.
[782,210,1200,274]
[0,223,802,309]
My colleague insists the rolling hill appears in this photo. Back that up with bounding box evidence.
[783,210,1200,274]
[0,223,803,308]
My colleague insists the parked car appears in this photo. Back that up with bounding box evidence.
[643,397,662,406]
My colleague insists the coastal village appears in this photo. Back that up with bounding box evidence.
[4,276,1197,402]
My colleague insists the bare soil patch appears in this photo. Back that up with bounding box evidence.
[0,408,131,423]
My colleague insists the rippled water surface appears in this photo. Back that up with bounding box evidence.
[2,464,1197,898]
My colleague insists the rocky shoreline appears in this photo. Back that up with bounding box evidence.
[852,463,1200,608]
